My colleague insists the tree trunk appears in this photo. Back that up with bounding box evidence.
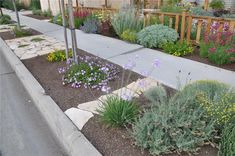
[61,0,69,63]
[0,7,3,16]
[67,0,78,64]
[12,0,21,30]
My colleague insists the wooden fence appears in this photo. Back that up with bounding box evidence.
[143,10,235,45]
[72,7,234,45]
[72,6,118,14]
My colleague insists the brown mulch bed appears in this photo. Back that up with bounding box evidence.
[184,47,235,71]
[0,28,42,40]
[24,14,51,20]
[22,49,143,111]
[23,49,218,156]
[82,116,218,156]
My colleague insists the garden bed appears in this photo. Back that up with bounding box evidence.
[22,49,143,111]
[24,14,51,20]
[185,48,235,72]
[22,49,219,156]
[82,115,218,156]
[0,28,41,40]
[155,47,235,72]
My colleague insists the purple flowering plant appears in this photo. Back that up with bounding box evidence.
[58,55,119,90]
[112,56,160,101]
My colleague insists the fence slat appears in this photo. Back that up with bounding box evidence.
[186,16,193,43]
[196,20,203,44]
[228,21,235,42]
[205,18,212,37]
[216,22,224,43]
[169,17,173,28]
[229,21,235,33]
[160,13,164,24]
[175,15,179,32]
[180,11,186,42]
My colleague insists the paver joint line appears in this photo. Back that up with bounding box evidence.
[107,47,145,59]
[0,71,15,76]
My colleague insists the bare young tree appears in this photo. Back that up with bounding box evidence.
[67,0,78,64]
[0,7,3,16]
[12,0,21,30]
[60,0,69,63]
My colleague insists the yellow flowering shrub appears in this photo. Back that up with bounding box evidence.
[197,92,235,125]
[47,49,72,62]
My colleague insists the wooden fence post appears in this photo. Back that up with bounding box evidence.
[160,13,164,24]
[204,0,209,11]
[196,20,203,44]
[205,18,212,38]
[144,13,147,27]
[186,16,192,43]
[175,14,179,32]
[228,21,235,41]
[180,11,186,42]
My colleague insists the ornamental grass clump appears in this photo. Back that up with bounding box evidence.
[137,24,179,48]
[98,96,139,127]
[12,26,32,38]
[111,7,143,37]
[59,55,119,90]
[0,14,12,25]
[132,80,233,155]
[219,120,235,156]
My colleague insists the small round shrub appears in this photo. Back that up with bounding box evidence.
[53,14,63,25]
[219,121,235,156]
[80,16,100,33]
[32,9,42,16]
[137,24,179,48]
[190,6,214,17]
[0,15,11,25]
[163,40,194,56]
[47,49,72,62]
[120,29,137,43]
[12,27,32,38]
[210,0,225,10]
[98,96,139,127]
[176,80,234,126]
[198,92,235,125]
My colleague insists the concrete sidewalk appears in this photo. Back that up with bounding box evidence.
[3,9,235,88]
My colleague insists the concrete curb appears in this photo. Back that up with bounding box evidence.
[0,38,102,156]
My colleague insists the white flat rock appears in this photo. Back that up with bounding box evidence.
[77,100,103,114]
[65,108,94,130]
[126,78,159,94]
[20,53,38,60]
[113,87,139,100]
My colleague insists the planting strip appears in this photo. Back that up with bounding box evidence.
[0,38,102,156]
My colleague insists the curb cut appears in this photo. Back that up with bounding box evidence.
[0,38,102,156]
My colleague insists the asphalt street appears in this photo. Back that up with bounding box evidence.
[0,50,67,156]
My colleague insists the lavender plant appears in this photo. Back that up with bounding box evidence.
[80,15,100,33]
